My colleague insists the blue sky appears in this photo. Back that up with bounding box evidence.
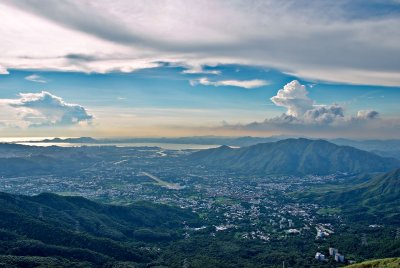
[0,0,399,138]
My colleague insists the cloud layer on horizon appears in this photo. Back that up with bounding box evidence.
[1,0,400,86]
[0,91,93,127]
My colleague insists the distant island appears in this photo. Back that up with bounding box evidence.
[40,137,99,143]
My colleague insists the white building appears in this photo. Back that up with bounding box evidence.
[329,247,338,256]
[316,229,324,239]
[335,254,345,263]
[315,252,325,261]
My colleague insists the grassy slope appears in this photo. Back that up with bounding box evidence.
[346,257,400,268]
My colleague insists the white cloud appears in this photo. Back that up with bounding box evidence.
[270,80,313,117]
[268,80,380,125]
[25,74,46,83]
[0,1,399,86]
[1,91,93,127]
[181,64,221,75]
[0,66,9,74]
[190,77,268,89]
[184,69,221,75]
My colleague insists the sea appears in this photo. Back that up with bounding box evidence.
[0,137,219,150]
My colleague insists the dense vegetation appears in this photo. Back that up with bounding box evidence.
[0,191,399,267]
[189,138,400,175]
[300,169,400,224]
[0,192,199,267]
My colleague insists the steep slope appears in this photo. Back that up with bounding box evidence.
[318,169,399,205]
[0,192,199,266]
[301,169,400,224]
[188,138,400,175]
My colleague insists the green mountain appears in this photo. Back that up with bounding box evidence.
[0,192,199,267]
[301,169,400,224]
[188,138,400,175]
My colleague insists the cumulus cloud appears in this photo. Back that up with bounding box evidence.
[267,80,377,126]
[2,91,93,127]
[190,77,268,89]
[1,1,399,86]
[356,110,379,120]
[303,105,345,124]
[220,80,395,137]
[270,80,313,117]
[25,74,46,83]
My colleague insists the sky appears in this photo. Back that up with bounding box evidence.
[0,0,399,139]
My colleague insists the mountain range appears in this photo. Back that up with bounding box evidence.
[188,138,400,175]
[25,136,400,153]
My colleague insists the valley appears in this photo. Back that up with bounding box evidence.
[0,139,399,267]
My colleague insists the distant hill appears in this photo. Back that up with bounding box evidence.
[0,152,96,176]
[330,138,400,152]
[346,257,400,268]
[40,137,99,143]
[299,168,400,224]
[188,138,400,175]
[0,192,199,266]
[330,138,400,160]
[0,145,116,176]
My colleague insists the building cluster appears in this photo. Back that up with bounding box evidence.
[315,224,334,239]
[315,247,345,263]
[329,247,345,262]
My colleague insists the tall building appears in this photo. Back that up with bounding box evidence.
[315,252,325,261]
[329,247,338,256]
[335,254,345,262]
